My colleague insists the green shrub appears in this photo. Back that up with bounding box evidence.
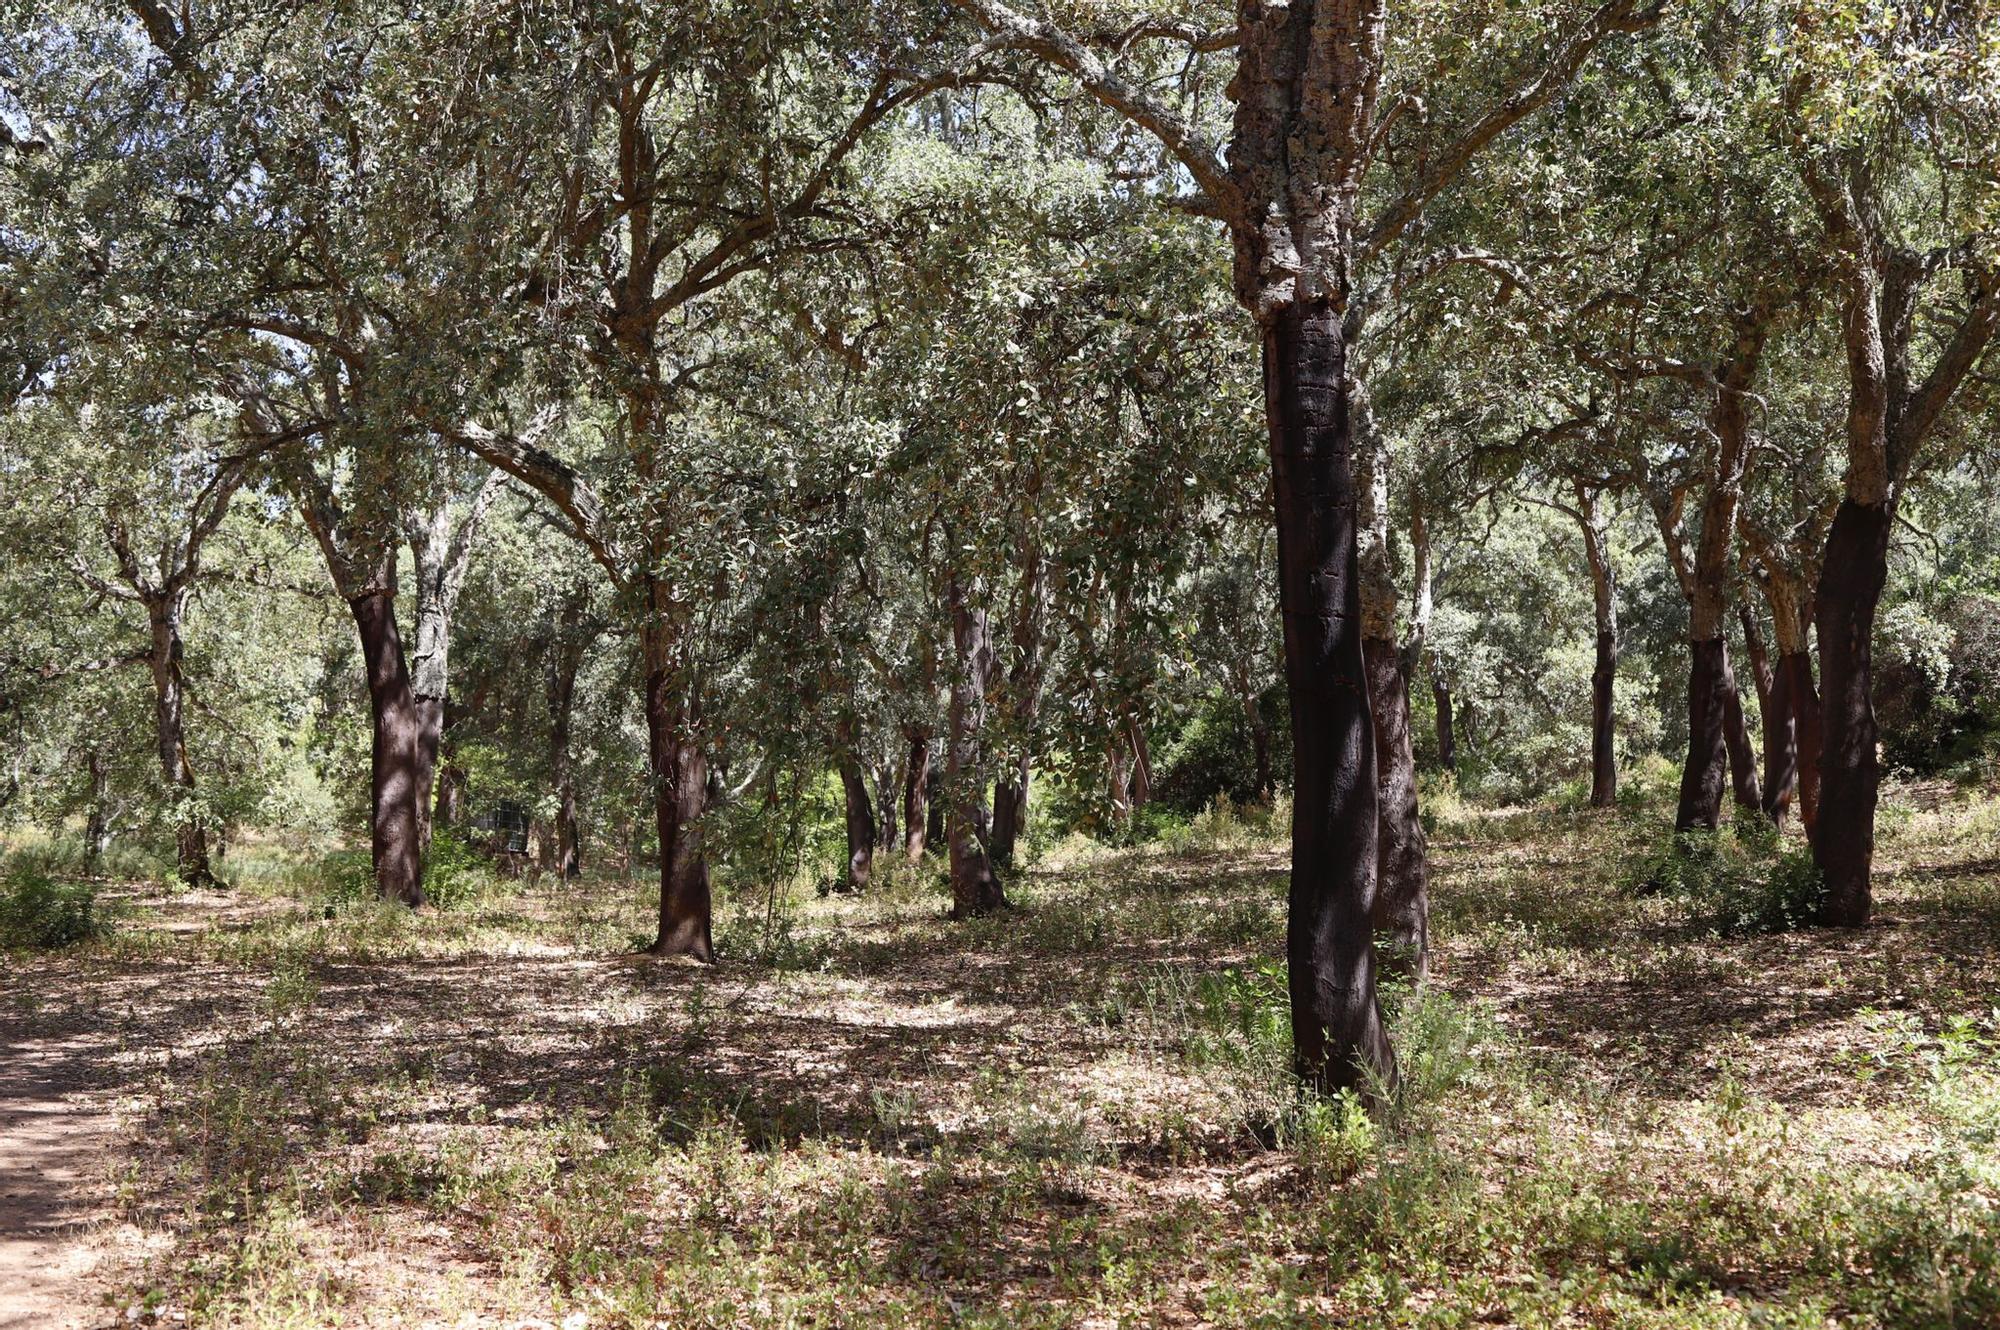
[421,830,493,911]
[306,849,377,907]
[0,857,105,949]
[1630,826,1824,935]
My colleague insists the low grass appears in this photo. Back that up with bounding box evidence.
[7,780,2000,1327]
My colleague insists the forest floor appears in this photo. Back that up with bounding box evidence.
[5,778,2000,1328]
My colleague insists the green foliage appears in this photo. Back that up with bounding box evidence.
[1152,690,1286,813]
[420,830,493,912]
[0,854,104,949]
[1632,825,1826,935]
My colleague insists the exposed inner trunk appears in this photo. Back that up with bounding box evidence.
[1813,497,1892,925]
[1264,299,1395,1098]
[349,590,426,905]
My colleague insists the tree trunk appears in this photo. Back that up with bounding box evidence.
[901,728,929,862]
[1363,642,1428,981]
[147,595,214,887]
[83,750,108,873]
[1674,638,1729,834]
[405,480,498,859]
[1813,497,1892,925]
[1739,603,1774,713]
[546,631,586,880]
[1575,488,1618,808]
[1431,668,1457,775]
[1244,679,1275,804]
[1763,651,1798,826]
[834,720,875,892]
[1126,716,1153,808]
[1264,299,1395,1098]
[1663,311,1768,833]
[875,762,899,852]
[1355,383,1428,983]
[946,577,1006,918]
[349,590,426,905]
[1791,650,1823,834]
[989,756,1028,868]
[1720,646,1763,817]
[1106,739,1131,824]
[1753,565,1816,828]
[1741,604,1790,825]
[641,609,711,958]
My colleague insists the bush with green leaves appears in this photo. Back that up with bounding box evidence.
[421,830,496,911]
[1631,824,1825,935]
[0,856,105,949]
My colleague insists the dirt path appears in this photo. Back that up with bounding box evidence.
[0,1026,120,1330]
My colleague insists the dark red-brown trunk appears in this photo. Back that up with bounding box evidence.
[1363,641,1427,982]
[1265,300,1395,1098]
[1789,650,1823,834]
[1674,637,1730,833]
[1590,631,1617,808]
[1813,498,1891,925]
[989,758,1028,868]
[642,615,711,958]
[349,591,426,906]
[1721,647,1762,817]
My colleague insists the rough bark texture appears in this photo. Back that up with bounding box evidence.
[1751,563,1816,828]
[946,578,1006,918]
[1237,665,1277,802]
[1671,312,1768,828]
[1814,498,1892,925]
[1263,300,1395,1097]
[350,591,426,906]
[875,762,899,852]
